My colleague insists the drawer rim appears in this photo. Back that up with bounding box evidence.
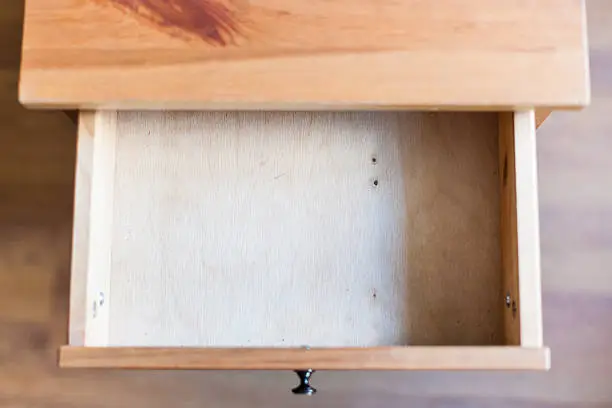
[60,346,550,370]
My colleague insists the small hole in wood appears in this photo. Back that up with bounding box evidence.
[371,156,377,164]
[373,179,379,187]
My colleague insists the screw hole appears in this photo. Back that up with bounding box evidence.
[373,179,379,187]
[371,157,377,164]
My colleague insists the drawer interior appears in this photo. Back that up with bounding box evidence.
[67,110,545,368]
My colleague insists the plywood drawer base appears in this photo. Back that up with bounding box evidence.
[65,110,547,370]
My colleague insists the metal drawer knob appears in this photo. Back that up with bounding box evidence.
[292,369,316,395]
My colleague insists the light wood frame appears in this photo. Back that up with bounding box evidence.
[60,346,548,370]
[62,110,547,370]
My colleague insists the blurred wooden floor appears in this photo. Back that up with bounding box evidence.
[1,1,611,407]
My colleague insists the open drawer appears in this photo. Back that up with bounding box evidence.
[61,110,547,371]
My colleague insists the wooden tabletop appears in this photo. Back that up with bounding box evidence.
[19,0,589,109]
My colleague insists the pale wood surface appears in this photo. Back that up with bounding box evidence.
[499,111,544,347]
[2,0,612,406]
[67,112,95,346]
[19,0,589,109]
[80,111,502,348]
[512,111,544,347]
[60,347,550,370]
[82,111,117,346]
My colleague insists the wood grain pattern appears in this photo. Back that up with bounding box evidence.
[60,346,550,370]
[19,0,590,109]
[499,112,521,345]
[2,0,612,405]
[105,0,243,46]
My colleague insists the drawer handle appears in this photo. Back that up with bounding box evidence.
[292,369,316,395]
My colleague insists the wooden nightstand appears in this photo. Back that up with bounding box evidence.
[19,0,590,392]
